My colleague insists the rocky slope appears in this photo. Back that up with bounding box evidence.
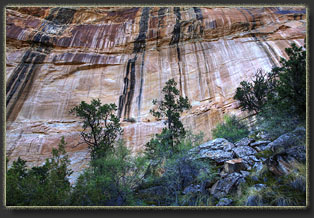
[5,6,306,182]
[136,127,306,206]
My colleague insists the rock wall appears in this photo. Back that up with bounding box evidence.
[5,6,306,182]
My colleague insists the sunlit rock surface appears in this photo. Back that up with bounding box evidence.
[6,6,306,182]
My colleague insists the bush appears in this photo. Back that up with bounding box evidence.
[138,132,219,206]
[233,162,306,206]
[255,105,302,140]
[234,69,274,114]
[71,140,147,206]
[150,78,191,152]
[234,43,306,122]
[69,99,123,161]
[212,115,250,143]
[6,137,72,206]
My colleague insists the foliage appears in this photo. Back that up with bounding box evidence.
[233,43,306,121]
[212,114,250,143]
[272,43,306,120]
[233,162,306,206]
[254,105,302,140]
[6,137,72,206]
[70,140,147,206]
[234,69,274,114]
[70,99,123,160]
[137,132,219,206]
[150,79,191,151]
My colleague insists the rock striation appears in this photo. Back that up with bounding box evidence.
[5,6,306,181]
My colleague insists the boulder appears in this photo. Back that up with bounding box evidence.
[224,158,246,174]
[210,172,245,199]
[216,198,233,206]
[197,138,235,151]
[199,150,235,164]
[250,140,271,152]
[266,154,299,176]
[268,127,306,153]
[250,140,271,147]
[235,137,255,147]
[232,146,257,158]
[189,138,235,164]
[182,184,201,195]
[285,145,306,163]
[246,195,264,206]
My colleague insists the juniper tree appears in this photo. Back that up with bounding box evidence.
[147,79,191,157]
[70,99,122,161]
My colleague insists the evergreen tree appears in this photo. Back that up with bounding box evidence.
[146,79,191,158]
[70,99,123,160]
[272,43,306,120]
[6,137,72,206]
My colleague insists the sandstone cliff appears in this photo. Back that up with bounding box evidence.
[6,6,306,182]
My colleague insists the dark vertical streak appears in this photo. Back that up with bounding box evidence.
[193,7,205,99]
[124,56,137,118]
[242,8,257,30]
[118,7,150,120]
[6,7,76,120]
[251,33,276,67]
[157,7,167,48]
[170,7,183,96]
[193,7,204,35]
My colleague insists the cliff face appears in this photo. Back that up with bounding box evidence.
[6,6,306,182]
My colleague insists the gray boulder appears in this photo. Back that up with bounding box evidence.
[268,127,306,153]
[189,138,235,164]
[199,149,235,164]
[235,137,255,147]
[182,184,201,195]
[246,195,264,206]
[233,146,257,158]
[198,138,235,151]
[223,158,246,174]
[210,172,245,199]
[250,140,271,152]
[216,198,233,206]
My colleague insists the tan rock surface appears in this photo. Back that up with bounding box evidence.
[5,6,306,182]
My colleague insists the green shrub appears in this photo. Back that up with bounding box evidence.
[6,137,72,206]
[212,115,250,143]
[71,140,147,206]
[138,133,219,206]
[255,105,302,140]
[233,162,306,206]
[69,99,123,161]
[234,69,273,114]
[234,43,306,122]
[150,78,191,152]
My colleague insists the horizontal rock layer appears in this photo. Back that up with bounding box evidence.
[6,6,306,182]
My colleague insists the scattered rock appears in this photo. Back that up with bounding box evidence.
[232,146,257,158]
[268,127,306,153]
[246,195,264,206]
[216,198,233,206]
[235,137,255,147]
[210,172,245,199]
[250,140,271,147]
[224,158,246,174]
[190,138,235,164]
[183,184,201,195]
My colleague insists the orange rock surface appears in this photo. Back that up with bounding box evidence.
[5,6,306,182]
